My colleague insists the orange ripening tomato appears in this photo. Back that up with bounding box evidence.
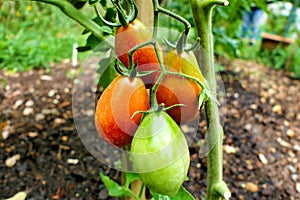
[163,50,205,84]
[95,76,150,147]
[115,19,162,87]
[156,73,200,124]
[156,51,204,124]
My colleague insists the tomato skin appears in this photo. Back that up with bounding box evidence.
[130,111,190,196]
[115,19,162,87]
[164,50,204,83]
[156,73,200,124]
[95,76,150,147]
[156,50,204,124]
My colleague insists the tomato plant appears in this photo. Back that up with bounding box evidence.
[28,0,231,199]
[95,75,149,147]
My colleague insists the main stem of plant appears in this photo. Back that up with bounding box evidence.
[190,0,230,200]
[31,0,114,48]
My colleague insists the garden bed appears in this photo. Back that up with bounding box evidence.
[0,59,299,199]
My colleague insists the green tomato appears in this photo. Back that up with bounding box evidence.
[130,111,190,196]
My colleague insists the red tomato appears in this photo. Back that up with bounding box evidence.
[115,19,162,87]
[95,76,150,147]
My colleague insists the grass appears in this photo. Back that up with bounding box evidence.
[0,1,88,72]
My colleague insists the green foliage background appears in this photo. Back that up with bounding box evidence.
[0,0,299,78]
[0,1,86,71]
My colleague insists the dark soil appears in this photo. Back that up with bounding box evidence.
[0,59,299,200]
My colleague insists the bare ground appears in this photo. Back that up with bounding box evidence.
[0,58,299,199]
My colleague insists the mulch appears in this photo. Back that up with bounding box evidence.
[0,58,299,199]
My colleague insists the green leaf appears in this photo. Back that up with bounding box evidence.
[170,186,195,200]
[125,172,140,188]
[85,33,102,51]
[100,0,107,7]
[100,173,126,196]
[151,186,195,200]
[100,26,113,34]
[100,173,140,199]
[151,192,171,200]
[105,7,117,21]
[76,46,92,52]
[85,32,113,52]
[97,56,117,89]
[89,0,99,5]
[67,0,87,9]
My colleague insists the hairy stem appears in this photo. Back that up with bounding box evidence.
[190,0,230,200]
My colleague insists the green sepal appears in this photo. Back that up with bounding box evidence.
[97,56,116,89]
[124,172,140,188]
[150,186,195,200]
[100,172,140,199]
[89,0,99,5]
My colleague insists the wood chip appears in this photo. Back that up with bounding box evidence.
[293,144,300,151]
[243,182,259,193]
[40,75,53,81]
[22,107,34,116]
[223,145,238,154]
[258,153,268,165]
[277,137,292,148]
[67,158,79,165]
[48,89,56,97]
[286,129,295,138]
[54,118,66,126]
[61,136,68,142]
[25,100,34,107]
[35,113,45,121]
[5,154,21,168]
[42,108,59,115]
[13,99,24,110]
[6,191,27,200]
[28,132,38,138]
[296,183,300,193]
[60,101,71,108]
[1,121,10,140]
[272,104,282,114]
[59,145,70,150]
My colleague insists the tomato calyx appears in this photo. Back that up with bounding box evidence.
[165,70,212,108]
[164,35,201,54]
[131,102,185,121]
[95,0,138,27]
[115,59,158,79]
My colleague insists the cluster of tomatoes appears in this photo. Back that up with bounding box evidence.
[94,19,204,196]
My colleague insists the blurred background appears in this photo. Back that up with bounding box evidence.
[0,0,299,77]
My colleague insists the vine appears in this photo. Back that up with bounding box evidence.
[190,0,230,199]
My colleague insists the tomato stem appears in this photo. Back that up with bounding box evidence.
[128,40,155,69]
[95,0,138,27]
[114,1,131,26]
[190,0,230,199]
[157,6,191,54]
[94,5,121,27]
[138,183,145,199]
[30,0,114,48]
